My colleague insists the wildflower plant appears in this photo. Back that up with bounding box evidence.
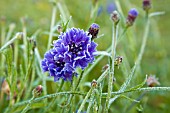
[0,0,169,113]
[41,28,98,81]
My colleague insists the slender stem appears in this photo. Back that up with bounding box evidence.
[105,23,118,112]
[126,91,147,112]
[21,96,35,113]
[57,80,65,92]
[74,71,84,90]
[0,32,22,53]
[5,23,16,42]
[77,88,93,113]
[43,80,65,113]
[47,3,57,50]
[78,67,109,113]
[86,90,95,113]
[64,71,84,113]
[5,91,85,113]
[93,51,111,57]
[104,87,170,96]
[108,12,150,107]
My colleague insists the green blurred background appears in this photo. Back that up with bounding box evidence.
[0,0,170,112]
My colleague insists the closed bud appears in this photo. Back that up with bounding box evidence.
[143,0,151,11]
[114,56,123,68]
[102,64,109,72]
[57,25,62,33]
[111,10,120,25]
[88,23,100,40]
[32,85,43,97]
[126,8,138,27]
[91,79,98,88]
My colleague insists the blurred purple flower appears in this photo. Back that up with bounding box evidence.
[97,5,103,16]
[88,23,100,39]
[41,28,97,81]
[126,8,138,26]
[106,2,116,14]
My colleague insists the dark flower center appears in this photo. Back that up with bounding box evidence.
[68,41,83,55]
[55,61,65,67]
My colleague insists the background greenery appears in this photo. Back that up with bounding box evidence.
[0,0,170,113]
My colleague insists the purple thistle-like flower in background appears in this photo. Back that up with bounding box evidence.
[41,28,97,81]
[143,0,151,11]
[126,8,138,27]
[88,23,100,40]
[106,1,116,14]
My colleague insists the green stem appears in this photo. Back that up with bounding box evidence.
[5,92,85,113]
[47,3,57,50]
[64,71,84,113]
[57,80,65,92]
[77,88,93,113]
[5,23,16,42]
[78,68,109,113]
[21,96,35,113]
[43,80,65,113]
[0,32,22,53]
[86,90,95,113]
[105,23,118,112]
[103,87,170,96]
[108,12,150,107]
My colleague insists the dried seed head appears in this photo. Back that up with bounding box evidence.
[91,79,98,88]
[102,64,109,72]
[111,10,120,25]
[88,23,100,40]
[126,8,138,27]
[146,75,160,87]
[1,80,10,95]
[32,85,43,97]
[143,0,151,11]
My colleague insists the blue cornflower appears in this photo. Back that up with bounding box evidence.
[106,2,116,14]
[41,28,98,81]
[88,23,100,40]
[126,8,138,27]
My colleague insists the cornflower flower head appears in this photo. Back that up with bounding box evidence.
[143,0,151,11]
[88,23,100,40]
[42,28,97,81]
[126,8,138,27]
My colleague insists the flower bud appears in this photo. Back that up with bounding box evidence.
[57,25,62,33]
[143,0,151,11]
[32,85,43,97]
[114,56,123,67]
[91,79,98,88]
[102,64,109,72]
[88,23,100,40]
[146,75,160,87]
[111,10,120,25]
[126,8,138,27]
